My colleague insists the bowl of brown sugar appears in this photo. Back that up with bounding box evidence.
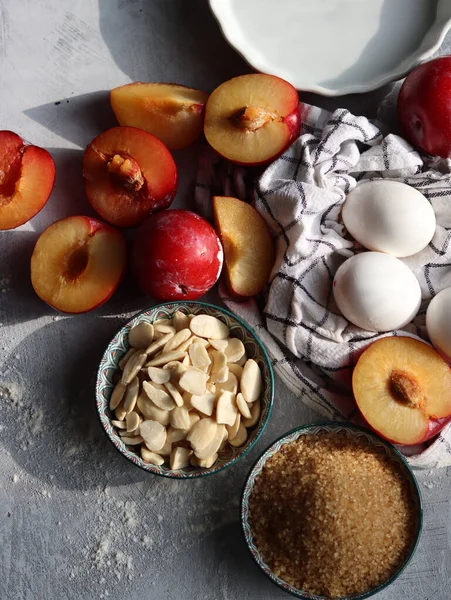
[241,422,422,600]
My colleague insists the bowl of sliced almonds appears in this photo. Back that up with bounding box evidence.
[96,301,274,478]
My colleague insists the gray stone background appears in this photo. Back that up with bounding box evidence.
[0,1,450,599]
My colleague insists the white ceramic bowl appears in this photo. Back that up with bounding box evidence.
[210,0,451,96]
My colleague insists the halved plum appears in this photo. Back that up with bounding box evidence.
[352,336,451,445]
[82,126,177,228]
[204,74,301,166]
[111,82,209,150]
[31,215,126,314]
[0,130,55,230]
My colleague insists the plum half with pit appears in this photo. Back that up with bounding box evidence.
[82,126,177,228]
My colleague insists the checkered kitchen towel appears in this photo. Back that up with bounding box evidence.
[195,100,451,469]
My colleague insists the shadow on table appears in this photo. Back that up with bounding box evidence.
[97,0,250,91]
[0,306,153,492]
[23,91,116,148]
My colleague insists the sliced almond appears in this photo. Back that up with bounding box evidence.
[153,318,172,326]
[164,381,184,407]
[242,399,261,428]
[191,336,210,348]
[140,420,167,452]
[123,376,139,413]
[141,448,164,465]
[241,359,262,403]
[170,446,193,470]
[137,393,170,424]
[121,435,144,445]
[119,428,139,437]
[147,366,170,384]
[121,351,147,385]
[190,315,230,340]
[167,425,187,444]
[109,382,126,411]
[128,322,154,349]
[226,413,241,440]
[194,424,226,459]
[173,311,190,332]
[209,365,229,384]
[162,328,192,353]
[190,453,218,468]
[197,363,211,374]
[114,403,127,421]
[190,392,216,417]
[179,367,208,396]
[225,338,245,363]
[228,363,243,380]
[216,372,238,395]
[182,391,193,410]
[145,349,187,367]
[176,336,195,353]
[118,348,137,370]
[206,383,216,394]
[186,417,218,453]
[236,392,252,419]
[237,353,248,367]
[189,412,200,428]
[159,440,172,456]
[144,332,174,357]
[170,406,191,430]
[216,391,238,426]
[125,411,140,433]
[154,323,176,335]
[142,381,175,411]
[182,353,191,367]
[229,422,248,447]
[111,419,127,429]
[189,343,211,369]
[210,350,227,373]
[208,339,228,352]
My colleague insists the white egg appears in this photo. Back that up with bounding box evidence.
[426,288,451,359]
[342,180,436,258]
[333,252,421,332]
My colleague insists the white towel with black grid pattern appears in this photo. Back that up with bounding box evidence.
[195,102,451,469]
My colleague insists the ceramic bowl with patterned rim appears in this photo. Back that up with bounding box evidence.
[241,422,423,600]
[96,301,274,479]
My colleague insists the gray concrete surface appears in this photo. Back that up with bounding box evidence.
[0,1,450,599]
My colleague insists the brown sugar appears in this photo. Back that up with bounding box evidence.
[248,431,418,598]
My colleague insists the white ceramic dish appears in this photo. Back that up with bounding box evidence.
[209,0,451,96]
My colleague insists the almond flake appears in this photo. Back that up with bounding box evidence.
[194,424,226,459]
[172,311,190,332]
[170,406,191,430]
[121,435,144,446]
[128,322,154,349]
[164,381,184,407]
[121,351,147,385]
[229,422,248,447]
[190,315,230,340]
[216,391,238,426]
[147,366,170,384]
[242,399,261,428]
[142,380,175,410]
[123,376,139,413]
[141,448,164,465]
[190,392,216,417]
[186,418,218,453]
[225,338,245,363]
[125,411,140,433]
[145,349,187,367]
[236,392,252,419]
[241,359,262,403]
[208,339,228,352]
[140,420,167,452]
[162,328,192,353]
[179,367,208,396]
[170,446,193,470]
[109,382,126,411]
[190,453,218,468]
[189,343,211,369]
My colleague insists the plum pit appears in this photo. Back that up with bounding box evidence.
[107,154,144,191]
